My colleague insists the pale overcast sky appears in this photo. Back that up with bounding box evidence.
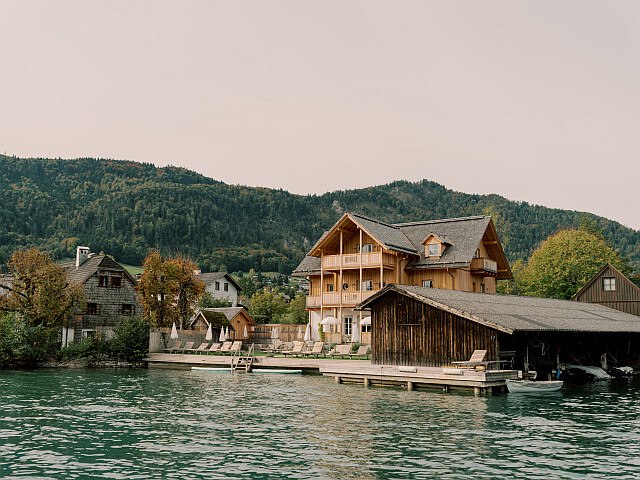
[1,0,639,229]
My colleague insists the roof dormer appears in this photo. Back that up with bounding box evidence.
[422,233,451,258]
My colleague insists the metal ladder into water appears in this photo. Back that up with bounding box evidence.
[231,343,255,373]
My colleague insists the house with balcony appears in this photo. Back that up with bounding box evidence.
[292,212,512,344]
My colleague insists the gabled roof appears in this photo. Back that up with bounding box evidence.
[188,309,233,329]
[62,255,136,285]
[572,263,640,300]
[296,212,512,279]
[292,255,321,276]
[421,233,452,245]
[197,272,242,292]
[205,306,254,324]
[358,285,640,334]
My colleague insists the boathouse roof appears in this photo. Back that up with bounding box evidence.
[358,285,640,334]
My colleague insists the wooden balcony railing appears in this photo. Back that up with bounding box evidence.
[470,257,498,275]
[321,252,395,270]
[306,290,378,308]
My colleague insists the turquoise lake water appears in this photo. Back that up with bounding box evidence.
[1,369,639,479]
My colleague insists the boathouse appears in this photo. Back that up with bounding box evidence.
[358,285,640,374]
[572,263,640,316]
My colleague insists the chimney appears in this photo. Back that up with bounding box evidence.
[76,246,90,268]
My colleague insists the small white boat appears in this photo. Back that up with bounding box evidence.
[191,367,232,372]
[252,368,303,374]
[506,379,563,393]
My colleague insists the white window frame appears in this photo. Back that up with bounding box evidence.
[361,280,373,291]
[426,243,440,257]
[343,316,353,336]
[603,277,616,291]
[422,280,433,288]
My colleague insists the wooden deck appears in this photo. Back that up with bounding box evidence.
[145,353,518,395]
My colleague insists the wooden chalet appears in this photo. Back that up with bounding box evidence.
[61,246,141,344]
[189,307,254,340]
[292,212,511,344]
[573,263,640,316]
[358,285,640,375]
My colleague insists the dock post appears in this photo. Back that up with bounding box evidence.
[335,376,341,384]
[363,377,370,388]
[407,381,414,392]
[473,386,481,396]
[442,385,449,393]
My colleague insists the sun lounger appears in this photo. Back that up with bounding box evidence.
[451,349,488,369]
[227,341,243,355]
[188,342,210,354]
[162,339,183,353]
[282,341,305,357]
[218,341,233,354]
[206,343,222,354]
[302,341,325,357]
[179,341,195,353]
[328,344,351,359]
[349,345,370,359]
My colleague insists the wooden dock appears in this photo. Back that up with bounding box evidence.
[145,353,518,395]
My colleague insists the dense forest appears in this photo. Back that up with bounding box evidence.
[1,155,639,275]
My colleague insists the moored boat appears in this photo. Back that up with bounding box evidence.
[506,379,563,393]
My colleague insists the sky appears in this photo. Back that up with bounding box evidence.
[1,0,639,230]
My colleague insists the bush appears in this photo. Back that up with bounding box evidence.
[111,316,150,363]
[0,313,60,367]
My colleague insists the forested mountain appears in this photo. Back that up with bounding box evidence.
[1,155,639,274]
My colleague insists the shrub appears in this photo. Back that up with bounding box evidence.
[0,313,60,367]
[110,316,150,363]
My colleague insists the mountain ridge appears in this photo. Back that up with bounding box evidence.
[1,154,638,275]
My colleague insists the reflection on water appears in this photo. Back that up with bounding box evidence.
[0,369,639,479]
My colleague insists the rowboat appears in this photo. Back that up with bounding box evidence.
[506,379,563,393]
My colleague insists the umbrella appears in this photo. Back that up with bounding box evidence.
[219,327,225,342]
[304,322,311,342]
[361,316,372,326]
[320,316,340,325]
[352,320,361,343]
[170,322,178,339]
[205,323,213,341]
[224,326,230,341]
[297,325,303,339]
[243,325,248,339]
[271,326,279,348]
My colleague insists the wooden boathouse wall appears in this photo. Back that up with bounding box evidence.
[573,264,640,317]
[370,292,501,367]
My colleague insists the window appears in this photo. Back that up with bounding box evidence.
[215,281,220,291]
[98,276,109,287]
[82,330,95,339]
[343,316,353,336]
[224,282,229,292]
[427,243,440,257]
[474,248,481,259]
[361,280,373,291]
[480,283,486,293]
[326,283,334,292]
[121,304,134,315]
[111,276,122,288]
[603,277,616,291]
[422,280,433,288]
[87,303,98,315]
[361,323,371,333]
[359,243,373,253]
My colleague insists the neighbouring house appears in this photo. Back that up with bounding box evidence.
[0,274,13,296]
[358,285,640,375]
[61,246,141,345]
[195,272,242,306]
[572,263,640,317]
[292,212,512,344]
[189,309,234,341]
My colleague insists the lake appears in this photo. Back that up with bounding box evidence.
[1,369,639,479]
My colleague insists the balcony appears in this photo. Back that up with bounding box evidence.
[321,252,395,270]
[470,257,498,276]
[305,290,378,308]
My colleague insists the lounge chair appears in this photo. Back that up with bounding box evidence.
[188,342,210,354]
[282,341,305,357]
[162,339,183,353]
[206,343,222,354]
[227,341,243,355]
[349,345,370,359]
[328,344,351,359]
[451,349,488,369]
[218,341,233,354]
[302,341,325,357]
[179,341,195,353]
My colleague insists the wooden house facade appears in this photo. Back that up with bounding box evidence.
[62,246,141,345]
[573,263,640,316]
[189,307,254,340]
[359,285,640,374]
[293,212,512,344]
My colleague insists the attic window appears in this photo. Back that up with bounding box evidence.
[111,276,122,288]
[426,243,440,257]
[98,275,109,287]
[603,277,616,291]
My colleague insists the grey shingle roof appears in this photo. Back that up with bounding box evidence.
[395,216,491,268]
[205,306,248,322]
[359,285,640,334]
[63,255,135,285]
[350,213,416,254]
[197,272,242,291]
[292,255,321,276]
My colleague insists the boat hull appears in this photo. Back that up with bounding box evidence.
[506,379,563,393]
